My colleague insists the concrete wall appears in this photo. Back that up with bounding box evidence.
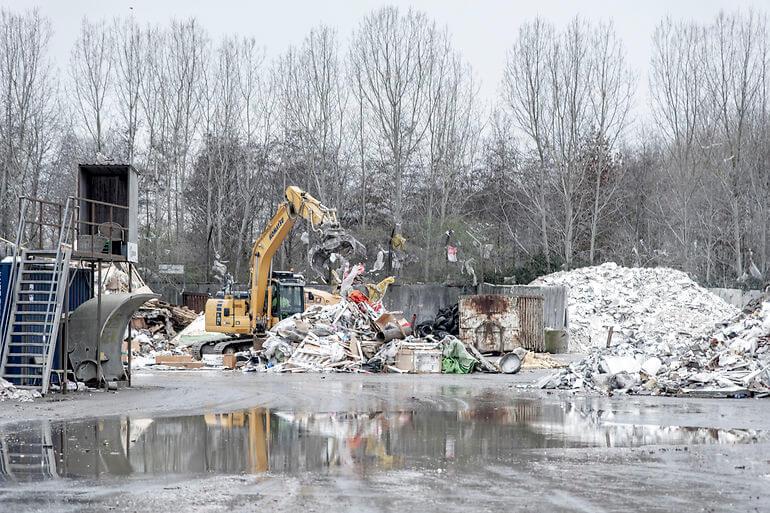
[381,284,474,323]
[708,288,763,308]
[148,281,569,330]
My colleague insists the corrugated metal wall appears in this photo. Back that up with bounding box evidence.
[480,284,568,331]
[516,295,545,351]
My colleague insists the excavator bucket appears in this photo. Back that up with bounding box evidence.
[308,228,365,279]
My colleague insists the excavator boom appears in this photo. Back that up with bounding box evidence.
[204,186,363,340]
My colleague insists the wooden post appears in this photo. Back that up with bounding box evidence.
[606,326,614,348]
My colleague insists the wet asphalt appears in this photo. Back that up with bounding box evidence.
[0,368,769,512]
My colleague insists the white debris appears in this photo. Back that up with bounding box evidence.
[601,355,640,375]
[245,299,385,373]
[531,262,738,353]
[0,378,41,402]
[539,293,770,397]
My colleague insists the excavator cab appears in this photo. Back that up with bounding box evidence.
[270,272,305,321]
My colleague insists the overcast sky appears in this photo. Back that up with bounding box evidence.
[3,0,768,130]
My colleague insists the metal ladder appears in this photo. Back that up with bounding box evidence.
[0,199,74,394]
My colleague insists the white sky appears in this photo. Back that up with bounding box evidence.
[2,0,768,130]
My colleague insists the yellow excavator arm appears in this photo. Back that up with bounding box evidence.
[247,186,343,331]
[204,185,360,340]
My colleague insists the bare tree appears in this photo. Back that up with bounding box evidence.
[703,10,767,278]
[504,17,633,268]
[350,6,443,229]
[423,48,480,279]
[278,26,348,204]
[503,19,555,270]
[651,11,768,281]
[0,9,55,239]
[70,18,112,154]
[164,19,206,238]
[112,16,144,163]
[586,22,633,263]
[650,17,708,273]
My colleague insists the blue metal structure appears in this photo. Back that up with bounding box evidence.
[0,261,93,378]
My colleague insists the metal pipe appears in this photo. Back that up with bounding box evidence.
[96,261,103,389]
[127,264,132,387]
[375,325,413,343]
[62,267,70,395]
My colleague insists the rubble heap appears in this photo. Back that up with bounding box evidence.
[247,298,406,373]
[531,262,738,353]
[241,293,521,374]
[129,300,200,363]
[0,377,41,402]
[538,294,770,397]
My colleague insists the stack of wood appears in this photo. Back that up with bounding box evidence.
[271,332,366,373]
[155,300,199,329]
[133,299,198,336]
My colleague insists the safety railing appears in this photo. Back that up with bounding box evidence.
[72,196,129,259]
[0,200,29,350]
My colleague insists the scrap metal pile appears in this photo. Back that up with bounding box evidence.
[538,271,770,397]
[242,292,519,374]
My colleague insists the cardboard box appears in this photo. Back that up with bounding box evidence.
[395,345,441,373]
[223,354,238,369]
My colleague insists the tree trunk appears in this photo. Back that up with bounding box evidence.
[539,165,551,271]
[732,196,743,278]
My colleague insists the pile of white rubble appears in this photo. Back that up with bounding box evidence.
[0,377,41,402]
[531,262,739,353]
[535,263,770,397]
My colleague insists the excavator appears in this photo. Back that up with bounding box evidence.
[194,186,362,357]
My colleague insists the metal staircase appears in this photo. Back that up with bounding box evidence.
[0,198,74,394]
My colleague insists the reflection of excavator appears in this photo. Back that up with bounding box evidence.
[204,408,270,473]
[197,186,361,356]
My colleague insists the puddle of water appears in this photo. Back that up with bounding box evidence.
[0,399,765,482]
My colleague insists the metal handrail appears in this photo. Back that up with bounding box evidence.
[17,196,65,250]
[40,197,75,392]
[0,200,29,351]
[71,195,129,257]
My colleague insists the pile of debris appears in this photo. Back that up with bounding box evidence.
[128,300,200,366]
[538,293,770,398]
[0,377,41,402]
[240,292,535,375]
[531,262,738,353]
[245,296,410,373]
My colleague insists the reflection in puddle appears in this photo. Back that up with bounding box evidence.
[0,400,765,482]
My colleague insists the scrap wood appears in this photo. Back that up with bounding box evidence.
[466,344,499,372]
